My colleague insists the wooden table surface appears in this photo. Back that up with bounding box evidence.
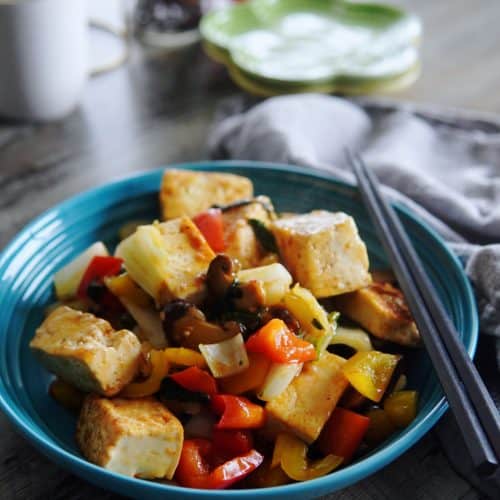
[1,1,499,498]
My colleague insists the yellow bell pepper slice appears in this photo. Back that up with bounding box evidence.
[271,430,289,469]
[49,379,85,413]
[105,273,151,307]
[163,347,206,368]
[342,351,400,402]
[248,459,291,487]
[273,433,343,481]
[365,408,397,445]
[383,390,418,428]
[120,349,169,398]
[282,284,334,353]
[219,352,271,395]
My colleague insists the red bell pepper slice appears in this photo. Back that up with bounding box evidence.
[170,366,218,395]
[174,438,263,489]
[212,429,253,459]
[210,449,263,489]
[193,208,225,253]
[77,256,123,300]
[211,395,266,430]
[319,407,370,463]
[175,439,212,489]
[245,318,316,363]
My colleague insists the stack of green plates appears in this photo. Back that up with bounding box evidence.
[200,0,422,96]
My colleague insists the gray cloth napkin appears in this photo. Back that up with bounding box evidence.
[208,94,500,497]
[209,94,500,354]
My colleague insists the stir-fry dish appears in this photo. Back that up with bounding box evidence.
[30,170,421,489]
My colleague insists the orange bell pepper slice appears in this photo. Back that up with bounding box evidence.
[319,407,370,463]
[219,352,271,395]
[193,208,225,253]
[211,395,266,429]
[245,318,316,363]
[341,350,400,402]
[175,438,263,489]
[170,366,218,395]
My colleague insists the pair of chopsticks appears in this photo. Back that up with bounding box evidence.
[347,151,500,477]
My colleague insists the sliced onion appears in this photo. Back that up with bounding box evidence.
[258,362,302,401]
[53,242,109,300]
[237,263,292,305]
[119,296,167,349]
[330,326,373,352]
[199,333,249,378]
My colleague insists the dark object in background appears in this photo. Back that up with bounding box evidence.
[134,0,201,35]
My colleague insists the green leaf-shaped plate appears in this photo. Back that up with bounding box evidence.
[200,0,422,93]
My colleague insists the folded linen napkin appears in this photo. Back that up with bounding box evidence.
[208,94,500,497]
[209,94,500,353]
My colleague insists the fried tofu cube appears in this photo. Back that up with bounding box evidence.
[160,169,253,219]
[271,211,371,298]
[76,396,183,479]
[116,217,215,306]
[30,306,141,396]
[222,197,273,268]
[266,352,349,443]
[333,282,421,347]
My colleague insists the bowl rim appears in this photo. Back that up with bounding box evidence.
[0,160,479,498]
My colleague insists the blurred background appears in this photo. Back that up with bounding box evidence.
[88,0,500,112]
[2,0,500,251]
[1,0,499,124]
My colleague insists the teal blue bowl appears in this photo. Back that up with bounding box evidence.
[0,162,478,499]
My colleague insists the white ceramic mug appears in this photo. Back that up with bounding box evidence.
[0,0,87,121]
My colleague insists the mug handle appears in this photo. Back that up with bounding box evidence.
[88,19,129,77]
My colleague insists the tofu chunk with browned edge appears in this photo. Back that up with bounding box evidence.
[30,306,141,396]
[333,281,421,347]
[271,211,371,298]
[115,217,215,306]
[266,352,349,443]
[160,169,253,219]
[76,396,183,479]
[222,197,273,268]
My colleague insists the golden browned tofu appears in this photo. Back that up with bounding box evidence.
[30,306,141,396]
[160,169,253,219]
[222,197,272,268]
[266,353,349,443]
[271,211,371,298]
[76,396,183,479]
[333,282,421,347]
[116,218,215,306]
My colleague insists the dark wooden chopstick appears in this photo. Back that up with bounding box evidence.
[357,157,500,462]
[347,151,500,476]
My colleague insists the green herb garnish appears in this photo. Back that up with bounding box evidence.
[312,318,324,330]
[248,218,279,254]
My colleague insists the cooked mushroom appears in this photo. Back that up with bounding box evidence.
[162,299,232,349]
[266,305,301,334]
[230,280,266,312]
[220,320,247,338]
[206,254,239,298]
